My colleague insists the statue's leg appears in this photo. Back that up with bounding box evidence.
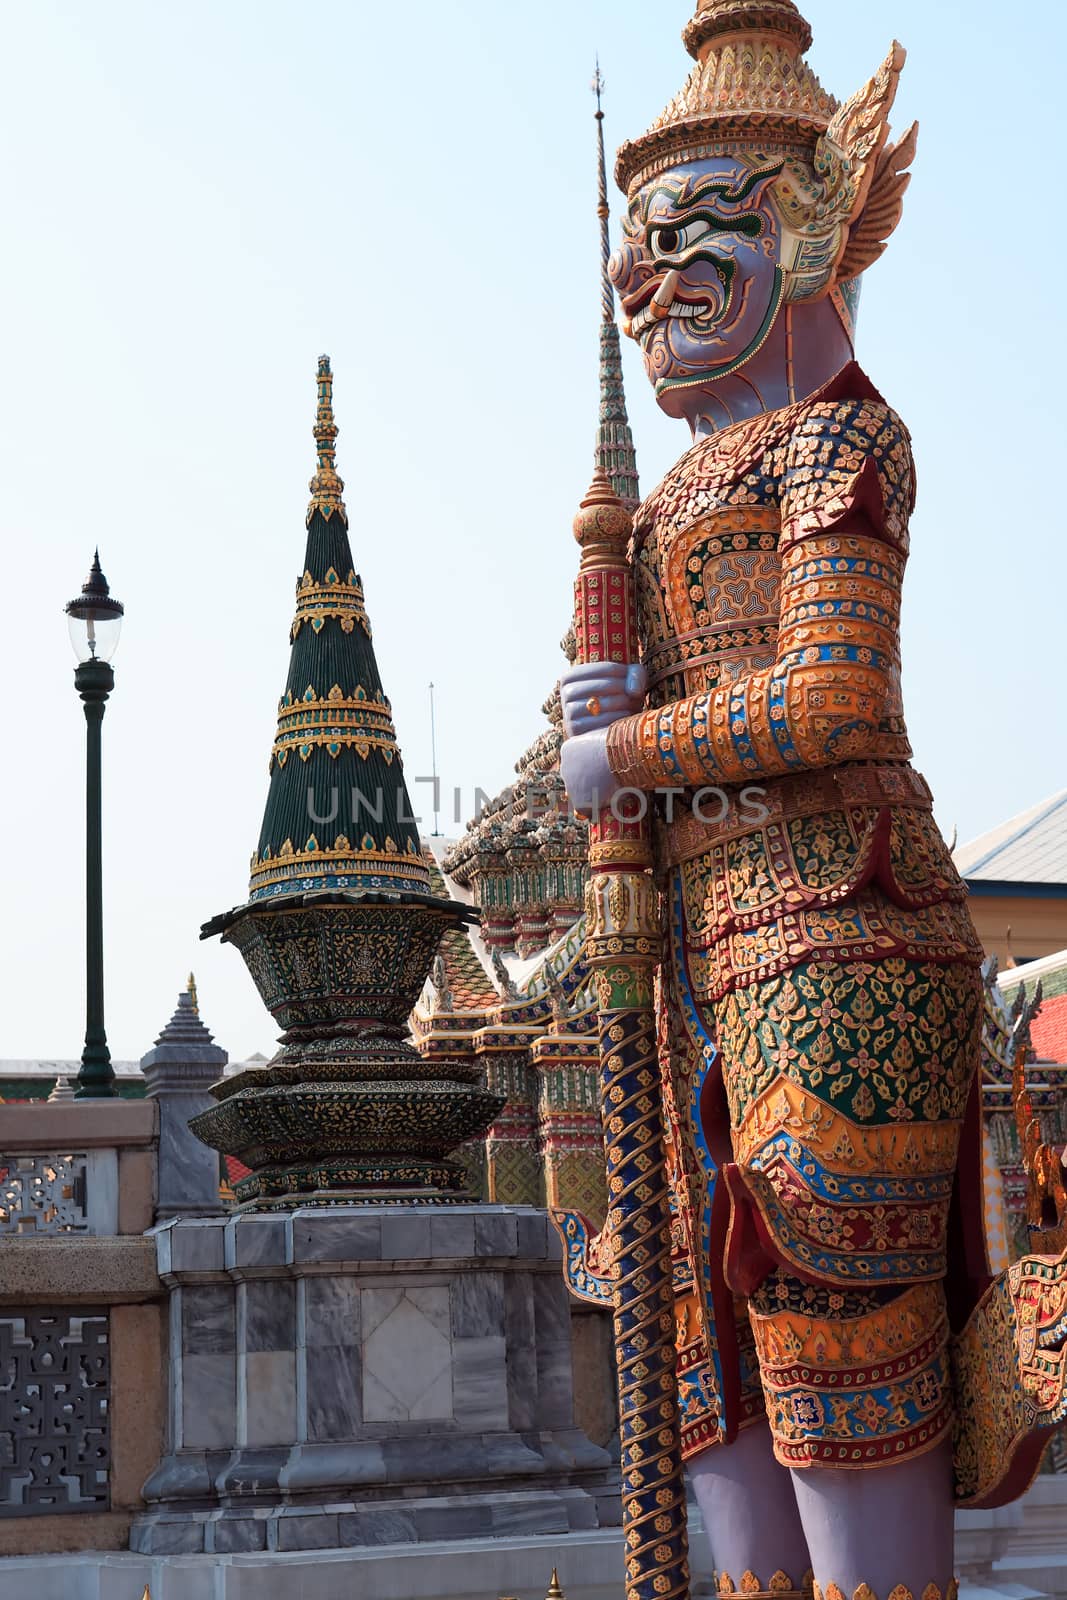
[713,955,982,1600]
[690,1422,811,1589]
[790,1440,954,1600]
[745,1273,958,1600]
[659,910,812,1593]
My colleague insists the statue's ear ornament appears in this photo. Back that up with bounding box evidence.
[777,43,918,303]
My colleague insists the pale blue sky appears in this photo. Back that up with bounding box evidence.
[2,0,1063,1063]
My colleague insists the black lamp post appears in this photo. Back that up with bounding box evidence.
[65,552,124,1099]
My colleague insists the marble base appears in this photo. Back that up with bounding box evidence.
[982,1477,1067,1600]
[0,1528,1061,1600]
[130,1206,619,1558]
[0,1530,624,1600]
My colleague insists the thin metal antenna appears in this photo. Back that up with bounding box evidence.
[429,681,441,837]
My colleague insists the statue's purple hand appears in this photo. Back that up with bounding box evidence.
[560,729,617,817]
[560,660,647,737]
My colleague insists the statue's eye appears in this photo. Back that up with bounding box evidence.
[648,213,762,258]
[649,219,715,259]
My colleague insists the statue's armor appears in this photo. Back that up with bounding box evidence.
[623,364,985,1468]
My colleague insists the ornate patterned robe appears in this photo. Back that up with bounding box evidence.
[605,364,985,1468]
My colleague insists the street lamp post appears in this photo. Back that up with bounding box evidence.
[65,552,124,1099]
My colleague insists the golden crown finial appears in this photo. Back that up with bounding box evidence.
[307,354,347,526]
[683,0,812,59]
[546,1571,566,1600]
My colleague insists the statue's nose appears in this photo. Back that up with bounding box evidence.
[609,238,644,291]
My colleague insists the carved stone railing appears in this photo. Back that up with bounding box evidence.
[0,1309,110,1517]
[0,1099,164,1549]
[0,1101,156,1239]
[1,1153,94,1236]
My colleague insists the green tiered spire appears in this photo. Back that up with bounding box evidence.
[194,357,498,1208]
[592,65,640,512]
[249,357,429,902]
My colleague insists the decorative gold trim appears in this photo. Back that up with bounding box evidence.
[272,686,397,763]
[248,841,430,895]
[719,1572,805,1600]
[811,1584,958,1600]
[291,569,370,640]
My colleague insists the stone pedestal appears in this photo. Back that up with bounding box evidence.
[130,1205,619,1558]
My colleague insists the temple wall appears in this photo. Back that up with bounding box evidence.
[968,892,1067,965]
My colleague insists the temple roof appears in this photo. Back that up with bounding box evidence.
[998,949,1067,1066]
[1032,1000,1067,1065]
[954,790,1067,887]
[422,849,499,1011]
[998,947,1067,1004]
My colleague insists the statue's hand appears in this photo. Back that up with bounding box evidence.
[560,661,647,738]
[559,729,616,818]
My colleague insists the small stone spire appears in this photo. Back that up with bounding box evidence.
[590,66,640,513]
[148,985,223,1055]
[47,1074,76,1103]
[307,355,347,525]
[141,982,229,1222]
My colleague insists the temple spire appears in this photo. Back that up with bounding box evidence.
[247,356,429,904]
[590,64,640,512]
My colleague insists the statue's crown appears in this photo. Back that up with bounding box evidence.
[617,0,836,195]
[616,0,919,304]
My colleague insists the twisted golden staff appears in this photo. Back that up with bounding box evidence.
[570,470,690,1600]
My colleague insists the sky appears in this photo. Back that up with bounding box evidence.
[1,0,1063,1065]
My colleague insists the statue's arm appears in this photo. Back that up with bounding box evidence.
[603,402,914,791]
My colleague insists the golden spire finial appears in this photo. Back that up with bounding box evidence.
[546,1571,566,1600]
[307,354,347,526]
[187,972,199,1014]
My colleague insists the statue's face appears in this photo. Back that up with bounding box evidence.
[611,157,786,416]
